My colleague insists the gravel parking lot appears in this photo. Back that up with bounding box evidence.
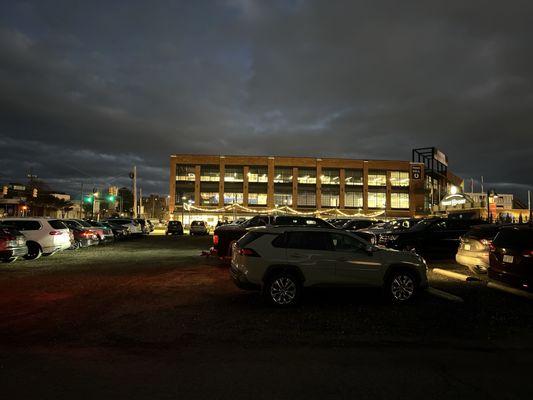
[1,235,532,399]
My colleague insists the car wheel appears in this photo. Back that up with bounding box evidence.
[71,241,81,250]
[24,242,42,260]
[264,273,302,307]
[387,270,418,303]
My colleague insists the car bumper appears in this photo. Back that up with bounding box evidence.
[488,268,533,290]
[100,234,115,243]
[230,263,261,290]
[0,246,28,259]
[456,252,489,271]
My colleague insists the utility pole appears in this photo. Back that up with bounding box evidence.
[481,176,484,195]
[470,178,474,194]
[132,166,137,218]
[80,182,84,218]
[527,190,533,225]
[139,187,142,217]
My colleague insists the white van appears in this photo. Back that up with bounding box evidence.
[0,218,71,260]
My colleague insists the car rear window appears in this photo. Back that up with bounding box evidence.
[493,229,533,249]
[191,221,204,226]
[169,221,182,226]
[3,220,42,231]
[48,220,67,229]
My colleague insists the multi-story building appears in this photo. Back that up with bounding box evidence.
[169,150,463,223]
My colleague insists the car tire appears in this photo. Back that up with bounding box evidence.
[386,270,418,304]
[24,242,42,260]
[264,272,302,307]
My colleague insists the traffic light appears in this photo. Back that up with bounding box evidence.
[84,195,93,203]
[107,195,115,202]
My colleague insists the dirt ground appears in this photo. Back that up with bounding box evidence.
[1,235,532,399]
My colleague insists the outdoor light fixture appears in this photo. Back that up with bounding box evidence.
[450,186,458,195]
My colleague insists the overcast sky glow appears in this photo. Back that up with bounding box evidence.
[0,0,532,200]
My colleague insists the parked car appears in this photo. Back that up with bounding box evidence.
[62,220,99,249]
[134,218,152,234]
[488,226,533,290]
[378,218,485,259]
[0,224,28,262]
[190,220,208,236]
[0,218,71,259]
[166,220,184,235]
[213,215,334,258]
[341,219,377,232]
[230,226,428,306]
[456,224,510,274]
[84,220,115,243]
[104,218,143,235]
[356,218,420,244]
[99,221,130,239]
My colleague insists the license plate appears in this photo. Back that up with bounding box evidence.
[503,255,514,263]
[464,244,471,251]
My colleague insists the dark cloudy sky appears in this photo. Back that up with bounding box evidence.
[1,0,532,201]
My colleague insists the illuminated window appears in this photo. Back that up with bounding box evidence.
[368,170,387,186]
[368,189,386,208]
[224,166,244,182]
[321,169,340,185]
[321,186,339,207]
[200,192,219,205]
[248,193,268,205]
[200,165,219,182]
[176,165,196,181]
[224,192,243,204]
[248,167,268,183]
[345,169,363,186]
[274,167,293,183]
[274,193,292,206]
[298,188,316,207]
[298,168,316,184]
[390,171,409,187]
[391,192,410,209]
[345,190,363,208]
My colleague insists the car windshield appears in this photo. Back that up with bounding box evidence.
[77,220,93,227]
[48,220,68,229]
[465,225,502,240]
[408,219,438,232]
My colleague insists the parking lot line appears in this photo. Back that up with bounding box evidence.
[487,282,533,300]
[426,287,464,303]
[432,268,482,282]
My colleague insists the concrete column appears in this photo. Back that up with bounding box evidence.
[316,159,322,209]
[243,166,249,206]
[386,170,392,214]
[363,161,369,212]
[292,167,298,208]
[267,157,275,208]
[219,157,225,207]
[169,157,176,215]
[194,165,201,206]
[339,168,346,209]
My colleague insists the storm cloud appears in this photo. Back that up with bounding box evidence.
[0,0,532,200]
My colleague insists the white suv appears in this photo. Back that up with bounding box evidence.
[1,218,72,260]
[231,226,428,306]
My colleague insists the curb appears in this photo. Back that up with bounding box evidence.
[487,282,533,300]
[432,268,482,282]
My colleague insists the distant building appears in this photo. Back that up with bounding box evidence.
[169,148,463,224]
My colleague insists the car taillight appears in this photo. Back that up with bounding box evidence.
[213,235,219,245]
[522,250,533,258]
[239,248,260,257]
[49,230,63,235]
